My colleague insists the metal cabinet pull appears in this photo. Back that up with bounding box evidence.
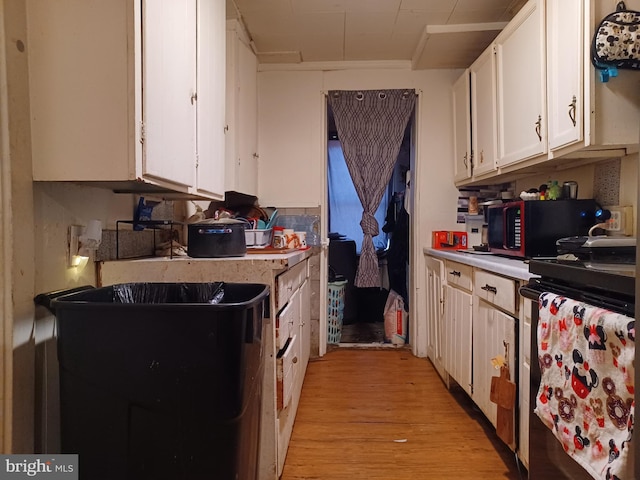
[534,115,542,141]
[463,153,468,168]
[449,270,461,277]
[568,95,577,127]
[190,92,198,105]
[481,284,497,294]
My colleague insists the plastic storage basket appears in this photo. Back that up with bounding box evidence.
[327,280,347,344]
[245,228,273,247]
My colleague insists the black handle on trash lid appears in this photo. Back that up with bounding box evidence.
[34,285,95,314]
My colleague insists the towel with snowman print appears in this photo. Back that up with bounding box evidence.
[535,292,635,480]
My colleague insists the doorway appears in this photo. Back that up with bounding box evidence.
[326,100,415,346]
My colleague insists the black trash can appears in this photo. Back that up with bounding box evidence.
[38,282,269,480]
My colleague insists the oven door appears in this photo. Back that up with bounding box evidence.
[522,288,593,480]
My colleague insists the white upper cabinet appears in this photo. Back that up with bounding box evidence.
[142,0,197,188]
[28,0,225,200]
[452,70,472,182]
[225,20,259,196]
[470,46,498,177]
[547,0,640,157]
[196,0,227,198]
[546,0,584,151]
[495,0,547,167]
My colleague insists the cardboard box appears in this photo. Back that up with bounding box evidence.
[432,231,468,250]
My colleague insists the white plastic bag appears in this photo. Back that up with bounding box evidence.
[384,290,407,345]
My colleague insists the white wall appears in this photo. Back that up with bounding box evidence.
[257,64,462,356]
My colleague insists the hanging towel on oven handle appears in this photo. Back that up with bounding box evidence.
[534,292,635,480]
[591,1,640,82]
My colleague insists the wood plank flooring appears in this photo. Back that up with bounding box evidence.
[280,348,525,480]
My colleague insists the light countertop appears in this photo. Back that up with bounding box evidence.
[423,247,536,281]
[98,248,314,286]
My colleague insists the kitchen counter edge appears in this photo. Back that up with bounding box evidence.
[423,248,536,281]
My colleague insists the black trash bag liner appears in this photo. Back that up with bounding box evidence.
[111,282,225,304]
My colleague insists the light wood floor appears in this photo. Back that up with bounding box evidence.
[281,348,525,480]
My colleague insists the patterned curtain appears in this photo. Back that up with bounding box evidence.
[328,89,415,288]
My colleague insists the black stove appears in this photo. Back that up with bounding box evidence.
[528,258,635,297]
[521,259,636,480]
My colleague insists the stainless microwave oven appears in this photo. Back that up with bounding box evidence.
[487,199,597,258]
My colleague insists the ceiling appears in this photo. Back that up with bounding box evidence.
[226,0,527,69]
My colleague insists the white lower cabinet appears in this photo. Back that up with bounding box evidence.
[424,255,448,382]
[444,285,473,395]
[443,261,473,396]
[518,297,533,469]
[275,260,311,476]
[472,270,518,450]
[427,255,526,453]
[472,299,517,430]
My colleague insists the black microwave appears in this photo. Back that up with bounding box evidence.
[487,199,597,258]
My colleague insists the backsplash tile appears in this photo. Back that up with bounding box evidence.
[593,159,620,206]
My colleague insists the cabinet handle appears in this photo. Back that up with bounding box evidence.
[292,356,298,364]
[534,115,542,141]
[481,284,497,294]
[463,153,468,168]
[190,92,198,105]
[449,270,461,277]
[568,95,577,127]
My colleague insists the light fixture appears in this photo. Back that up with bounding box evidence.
[68,220,102,267]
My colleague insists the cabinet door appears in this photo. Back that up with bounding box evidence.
[470,46,498,177]
[425,256,447,381]
[28,0,136,182]
[299,278,311,373]
[518,297,533,469]
[225,28,258,196]
[142,0,197,187]
[195,0,226,199]
[547,0,584,151]
[472,298,516,428]
[236,39,259,195]
[444,285,473,396]
[452,70,472,182]
[495,0,547,166]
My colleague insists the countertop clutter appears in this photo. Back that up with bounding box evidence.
[423,247,534,281]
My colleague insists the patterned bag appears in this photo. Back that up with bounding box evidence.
[591,1,640,79]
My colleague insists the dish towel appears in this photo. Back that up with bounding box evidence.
[535,292,635,480]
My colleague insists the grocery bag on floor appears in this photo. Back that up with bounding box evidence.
[384,289,407,345]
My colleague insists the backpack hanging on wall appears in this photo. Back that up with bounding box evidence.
[591,1,640,82]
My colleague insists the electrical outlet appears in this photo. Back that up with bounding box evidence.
[604,205,634,236]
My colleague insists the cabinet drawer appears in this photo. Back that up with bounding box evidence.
[276,288,299,351]
[276,260,307,311]
[445,260,473,291]
[474,270,517,315]
[277,334,299,412]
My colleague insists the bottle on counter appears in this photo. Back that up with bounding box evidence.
[539,183,548,200]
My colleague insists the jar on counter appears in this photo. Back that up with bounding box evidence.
[272,226,285,249]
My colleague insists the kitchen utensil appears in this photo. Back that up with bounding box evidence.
[490,365,516,445]
[562,181,578,199]
[187,218,247,258]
